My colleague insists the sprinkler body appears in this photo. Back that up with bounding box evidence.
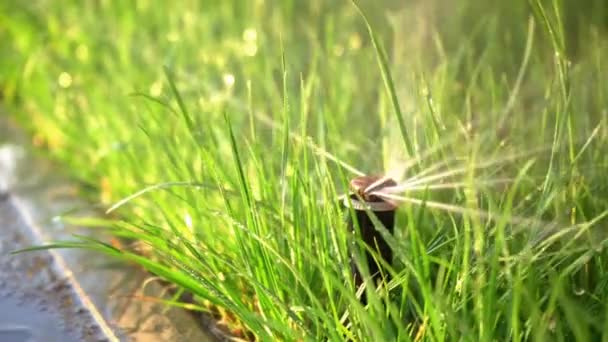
[344,176,397,296]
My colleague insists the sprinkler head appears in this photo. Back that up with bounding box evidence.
[344,175,398,302]
[347,175,398,210]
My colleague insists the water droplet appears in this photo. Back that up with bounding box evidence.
[184,212,193,229]
[242,28,258,57]
[223,73,235,88]
[58,72,73,88]
[348,33,362,50]
[149,80,163,97]
[243,28,257,42]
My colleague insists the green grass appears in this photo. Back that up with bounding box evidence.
[2,0,608,340]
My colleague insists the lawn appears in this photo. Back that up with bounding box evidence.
[2,0,608,340]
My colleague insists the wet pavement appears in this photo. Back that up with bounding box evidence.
[0,196,106,342]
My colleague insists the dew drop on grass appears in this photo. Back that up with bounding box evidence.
[58,72,72,88]
[242,28,258,56]
[149,81,163,97]
[184,212,193,229]
[243,28,257,42]
[223,73,235,88]
[466,121,473,132]
[348,33,362,50]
